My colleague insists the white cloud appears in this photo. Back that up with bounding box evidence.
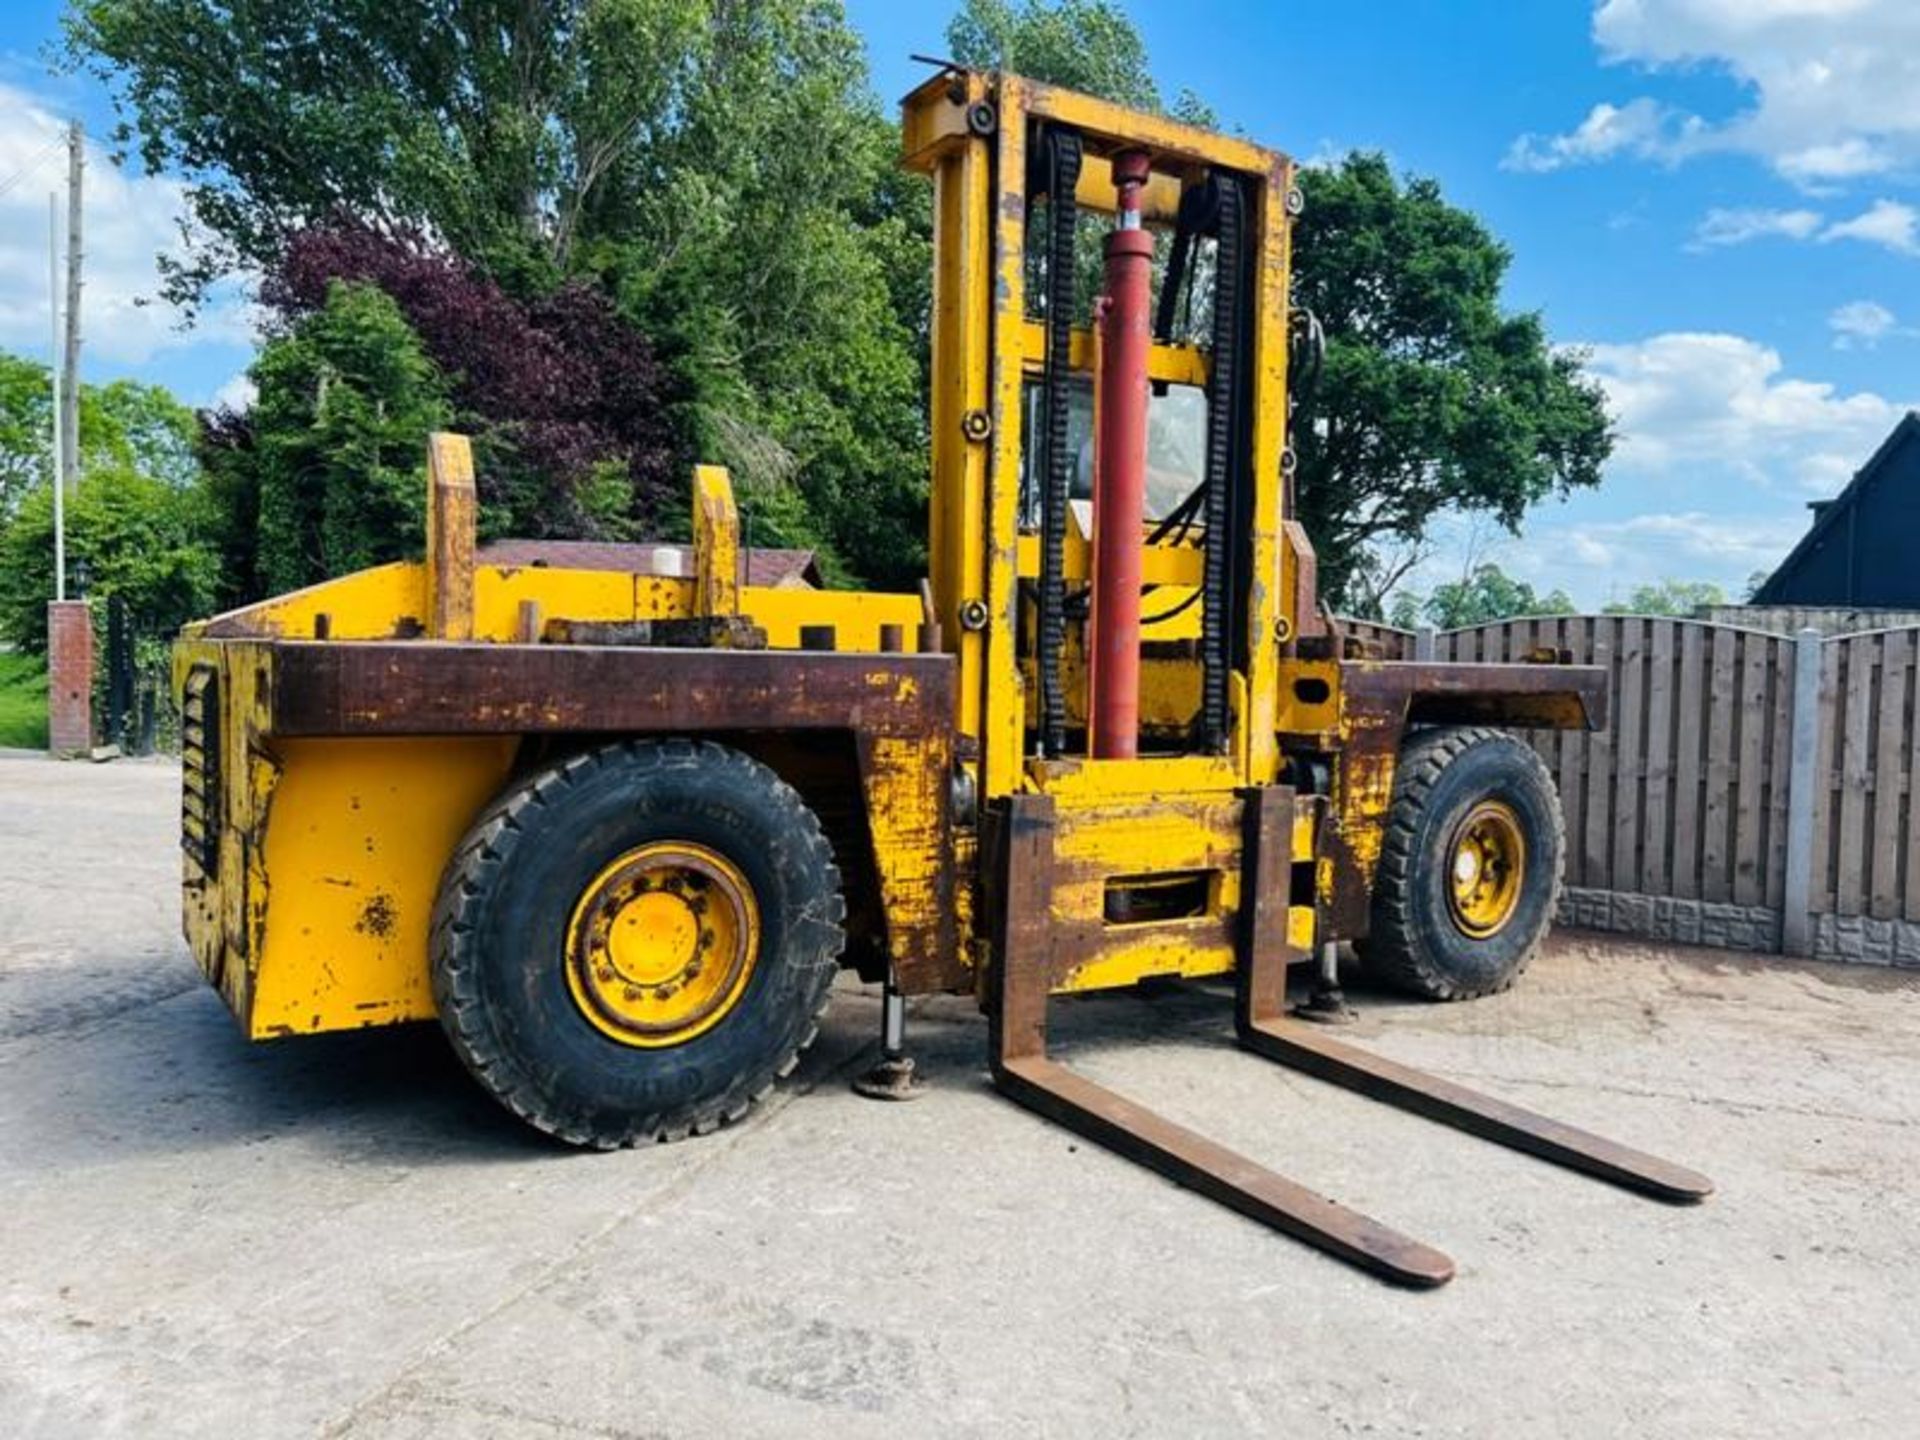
[210,371,256,412]
[1504,99,1700,173]
[1392,507,1808,612]
[1819,198,1919,254]
[1389,329,1907,609]
[1689,206,1823,248]
[0,81,255,369]
[1829,300,1898,348]
[1513,1,1920,184]
[1687,198,1920,256]
[1580,331,1906,493]
[1521,511,1809,606]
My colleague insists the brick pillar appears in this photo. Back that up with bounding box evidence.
[46,600,93,755]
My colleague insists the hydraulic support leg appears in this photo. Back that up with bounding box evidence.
[852,974,927,1102]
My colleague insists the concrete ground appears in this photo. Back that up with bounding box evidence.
[2,755,1917,1439]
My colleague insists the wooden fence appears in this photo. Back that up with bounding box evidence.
[1339,615,1920,966]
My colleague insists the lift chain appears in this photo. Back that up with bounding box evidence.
[1036,125,1082,757]
[1200,172,1248,753]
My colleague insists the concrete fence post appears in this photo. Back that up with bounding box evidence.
[1780,627,1824,956]
[1414,626,1437,662]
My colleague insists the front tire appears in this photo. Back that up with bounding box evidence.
[1360,727,1564,1001]
[431,739,844,1147]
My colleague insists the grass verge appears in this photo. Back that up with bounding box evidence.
[0,651,49,749]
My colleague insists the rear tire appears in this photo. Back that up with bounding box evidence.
[1360,727,1564,1001]
[431,739,844,1148]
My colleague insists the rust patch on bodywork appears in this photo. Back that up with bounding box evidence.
[263,640,962,994]
[355,892,397,939]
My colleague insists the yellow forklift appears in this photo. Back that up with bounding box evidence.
[174,68,1709,1286]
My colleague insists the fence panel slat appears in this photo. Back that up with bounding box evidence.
[1611,617,1645,892]
[1733,630,1770,906]
[1558,616,1589,886]
[1811,640,1843,914]
[1529,617,1561,782]
[1765,635,1793,912]
[1643,620,1676,896]
[1701,628,1738,902]
[1906,642,1920,922]
[1583,619,1616,889]
[1836,635,1876,916]
[1672,623,1707,901]
[1870,630,1911,919]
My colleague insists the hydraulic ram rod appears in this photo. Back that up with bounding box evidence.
[1088,149,1154,759]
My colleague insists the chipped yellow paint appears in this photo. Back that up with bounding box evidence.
[1031,754,1240,801]
[176,638,285,1026]
[1274,659,1343,737]
[693,464,740,618]
[909,68,995,774]
[1286,905,1316,952]
[985,74,1032,801]
[1063,923,1238,992]
[426,432,477,640]
[861,735,951,974]
[186,557,927,654]
[1047,791,1245,993]
[250,736,517,1036]
[1337,746,1400,882]
[1017,320,1208,387]
[182,562,424,642]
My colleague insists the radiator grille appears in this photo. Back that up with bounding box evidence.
[180,664,220,875]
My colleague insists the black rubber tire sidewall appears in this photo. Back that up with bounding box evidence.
[433,742,841,1146]
[1368,729,1563,1000]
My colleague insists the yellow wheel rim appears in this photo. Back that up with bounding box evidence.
[565,842,760,1048]
[1445,801,1526,940]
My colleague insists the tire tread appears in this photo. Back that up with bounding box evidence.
[1366,726,1565,1002]
[430,739,843,1149]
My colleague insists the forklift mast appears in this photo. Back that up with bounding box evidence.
[904,69,1296,799]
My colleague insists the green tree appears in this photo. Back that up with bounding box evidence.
[0,354,54,516]
[947,0,1214,122]
[67,0,929,587]
[1389,563,1575,630]
[0,352,200,516]
[64,0,707,303]
[1291,155,1611,607]
[1602,580,1725,617]
[0,466,219,652]
[599,1,928,585]
[86,378,201,489]
[249,281,451,592]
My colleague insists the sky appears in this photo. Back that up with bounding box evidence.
[4,1,1919,607]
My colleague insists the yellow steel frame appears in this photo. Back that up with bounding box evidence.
[184,70,1323,1041]
[904,70,1304,993]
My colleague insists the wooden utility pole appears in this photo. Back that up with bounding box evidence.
[59,120,82,493]
[48,192,64,600]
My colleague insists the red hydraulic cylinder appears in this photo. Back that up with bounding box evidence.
[1089,150,1154,759]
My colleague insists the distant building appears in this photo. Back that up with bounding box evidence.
[1753,412,1920,607]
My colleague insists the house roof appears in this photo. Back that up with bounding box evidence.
[1752,410,1920,605]
[478,539,822,588]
